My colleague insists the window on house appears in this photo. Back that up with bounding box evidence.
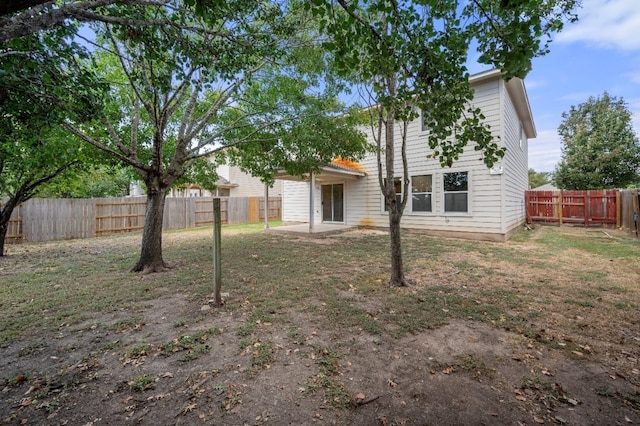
[443,171,468,213]
[411,175,432,212]
[421,109,428,131]
[383,177,402,211]
[519,124,524,149]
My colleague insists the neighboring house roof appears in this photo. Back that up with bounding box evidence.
[471,68,536,139]
[531,183,558,191]
[216,176,238,189]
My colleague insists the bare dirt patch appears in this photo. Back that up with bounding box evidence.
[1,226,639,425]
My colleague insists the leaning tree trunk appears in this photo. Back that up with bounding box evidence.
[131,186,169,273]
[0,197,20,257]
[0,221,8,257]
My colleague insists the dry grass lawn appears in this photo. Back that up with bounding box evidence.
[0,223,638,425]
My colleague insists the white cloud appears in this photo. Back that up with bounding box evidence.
[529,129,562,172]
[523,79,547,90]
[556,0,640,51]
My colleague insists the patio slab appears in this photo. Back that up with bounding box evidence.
[266,223,357,236]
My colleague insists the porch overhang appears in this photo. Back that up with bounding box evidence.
[273,164,366,183]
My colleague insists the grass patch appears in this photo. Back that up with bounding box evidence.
[161,328,220,362]
[306,348,352,409]
[595,386,640,410]
[249,339,275,371]
[129,374,155,392]
[429,354,495,380]
[564,299,595,308]
[1,223,638,385]
[121,343,152,364]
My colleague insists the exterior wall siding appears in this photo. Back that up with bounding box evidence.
[282,181,309,222]
[501,83,529,235]
[279,71,532,240]
[228,167,282,197]
[350,78,505,235]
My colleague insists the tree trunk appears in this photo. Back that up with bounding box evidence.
[383,77,408,287]
[131,185,169,273]
[388,209,407,286]
[0,220,8,257]
[0,197,20,257]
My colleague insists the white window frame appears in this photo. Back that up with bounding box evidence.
[409,174,434,214]
[442,170,470,215]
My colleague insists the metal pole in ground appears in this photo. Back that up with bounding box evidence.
[213,198,222,306]
[264,184,269,230]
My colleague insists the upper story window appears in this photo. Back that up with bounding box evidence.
[443,171,468,213]
[411,175,432,212]
[421,109,428,131]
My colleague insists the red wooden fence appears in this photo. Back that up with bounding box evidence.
[525,190,618,227]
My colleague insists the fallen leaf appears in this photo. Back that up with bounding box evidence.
[387,379,397,387]
[355,393,366,400]
[442,366,454,375]
[533,416,544,424]
[541,369,552,376]
[571,351,584,357]
[625,415,633,423]
[161,372,174,378]
[182,403,197,414]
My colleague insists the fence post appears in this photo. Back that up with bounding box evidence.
[212,198,222,306]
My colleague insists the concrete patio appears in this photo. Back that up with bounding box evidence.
[266,222,357,236]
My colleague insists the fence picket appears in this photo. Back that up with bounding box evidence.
[4,196,281,243]
[525,189,630,230]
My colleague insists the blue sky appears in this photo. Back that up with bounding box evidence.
[502,0,640,173]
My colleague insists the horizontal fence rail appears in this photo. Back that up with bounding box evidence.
[3,196,281,243]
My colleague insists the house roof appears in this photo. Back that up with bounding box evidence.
[470,69,536,139]
[327,158,367,175]
[273,158,366,183]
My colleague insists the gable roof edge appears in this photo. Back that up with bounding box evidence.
[470,69,537,139]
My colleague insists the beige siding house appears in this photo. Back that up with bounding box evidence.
[278,69,535,241]
[161,164,281,198]
[215,164,282,197]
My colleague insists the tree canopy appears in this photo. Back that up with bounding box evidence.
[554,92,640,190]
[0,22,107,255]
[59,0,366,272]
[308,0,578,286]
[528,168,551,189]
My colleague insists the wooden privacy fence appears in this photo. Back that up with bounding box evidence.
[525,189,640,233]
[3,196,281,243]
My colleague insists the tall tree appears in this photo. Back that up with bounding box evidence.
[528,168,551,189]
[0,24,105,255]
[309,0,578,286]
[554,92,640,190]
[65,1,366,273]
